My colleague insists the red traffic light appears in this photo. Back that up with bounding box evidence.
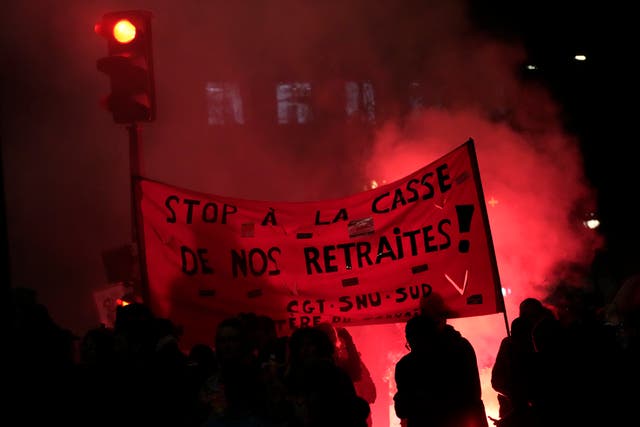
[95,18,137,44]
[113,19,137,44]
[95,10,156,124]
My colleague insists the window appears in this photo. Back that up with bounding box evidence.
[276,82,313,124]
[408,81,425,111]
[206,82,245,125]
[345,81,376,123]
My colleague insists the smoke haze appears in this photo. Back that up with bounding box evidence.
[3,0,625,424]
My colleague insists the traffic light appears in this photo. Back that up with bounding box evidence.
[95,10,156,123]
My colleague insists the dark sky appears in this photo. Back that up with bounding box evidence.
[495,1,637,276]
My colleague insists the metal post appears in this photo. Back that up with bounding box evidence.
[126,123,150,303]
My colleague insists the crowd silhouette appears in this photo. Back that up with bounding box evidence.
[490,283,639,427]
[8,274,640,427]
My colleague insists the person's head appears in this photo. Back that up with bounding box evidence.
[288,326,335,364]
[254,315,278,347]
[80,325,116,365]
[510,316,529,336]
[519,298,545,320]
[316,322,338,346]
[405,314,438,352]
[188,343,218,375]
[419,293,452,329]
[188,343,216,364]
[215,316,250,364]
[114,302,154,336]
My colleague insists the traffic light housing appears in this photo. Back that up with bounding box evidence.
[95,10,156,123]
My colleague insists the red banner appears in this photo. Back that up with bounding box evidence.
[137,139,504,346]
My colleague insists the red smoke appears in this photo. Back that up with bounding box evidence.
[351,100,601,426]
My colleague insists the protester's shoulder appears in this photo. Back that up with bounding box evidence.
[444,325,475,348]
[394,352,415,370]
[443,324,463,340]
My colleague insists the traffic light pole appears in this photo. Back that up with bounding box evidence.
[127,123,150,304]
[95,10,156,304]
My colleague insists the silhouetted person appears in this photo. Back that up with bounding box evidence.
[318,322,377,426]
[74,325,121,427]
[540,283,623,427]
[201,316,267,426]
[491,316,537,427]
[9,287,78,425]
[146,316,193,427]
[249,314,290,427]
[251,314,288,370]
[607,273,640,425]
[284,326,370,427]
[394,295,489,427]
[184,343,219,426]
[113,301,156,367]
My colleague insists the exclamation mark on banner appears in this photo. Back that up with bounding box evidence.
[455,204,474,253]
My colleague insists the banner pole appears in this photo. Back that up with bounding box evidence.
[465,138,510,336]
